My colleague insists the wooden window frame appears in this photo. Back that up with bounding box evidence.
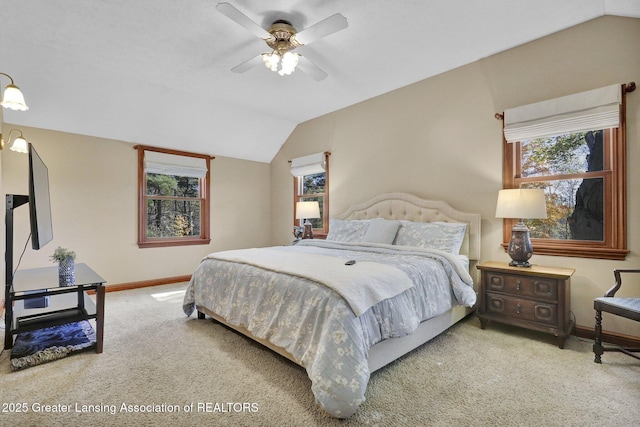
[293,152,330,239]
[501,91,629,260]
[136,145,212,248]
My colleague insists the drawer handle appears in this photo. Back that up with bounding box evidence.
[516,304,522,315]
[516,280,521,291]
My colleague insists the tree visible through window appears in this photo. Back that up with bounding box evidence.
[298,172,325,229]
[504,126,627,260]
[293,152,329,238]
[137,146,211,248]
[520,130,605,241]
[146,174,202,238]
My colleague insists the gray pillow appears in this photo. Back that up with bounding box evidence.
[361,218,401,245]
[326,219,370,242]
[393,221,467,254]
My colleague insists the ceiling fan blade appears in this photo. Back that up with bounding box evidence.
[293,13,348,45]
[216,2,271,40]
[231,54,264,73]
[296,56,328,81]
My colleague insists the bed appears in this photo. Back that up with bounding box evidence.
[183,192,481,418]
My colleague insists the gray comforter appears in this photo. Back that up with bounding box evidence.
[183,240,476,418]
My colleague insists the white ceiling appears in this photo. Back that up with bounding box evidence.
[2,0,639,163]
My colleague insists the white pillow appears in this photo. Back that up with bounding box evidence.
[326,219,369,242]
[393,221,467,254]
[361,218,401,245]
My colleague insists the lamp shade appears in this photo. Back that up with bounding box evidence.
[1,84,29,111]
[296,201,320,219]
[3,129,29,153]
[10,136,28,153]
[495,189,547,219]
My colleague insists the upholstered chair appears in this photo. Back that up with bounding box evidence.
[593,269,640,363]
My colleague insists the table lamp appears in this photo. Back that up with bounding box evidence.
[295,201,320,239]
[495,189,547,267]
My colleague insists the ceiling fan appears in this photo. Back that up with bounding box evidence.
[216,2,348,81]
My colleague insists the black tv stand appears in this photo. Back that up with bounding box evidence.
[4,263,106,353]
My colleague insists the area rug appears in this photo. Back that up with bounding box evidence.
[10,321,96,371]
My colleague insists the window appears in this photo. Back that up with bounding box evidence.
[137,145,211,248]
[292,152,329,238]
[501,84,632,260]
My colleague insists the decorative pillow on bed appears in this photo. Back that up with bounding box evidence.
[361,218,401,245]
[326,219,370,242]
[393,221,467,254]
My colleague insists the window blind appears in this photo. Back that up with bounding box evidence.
[144,151,208,178]
[503,84,621,143]
[290,152,326,176]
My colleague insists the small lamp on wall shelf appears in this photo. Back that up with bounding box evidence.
[496,188,547,267]
[296,201,320,239]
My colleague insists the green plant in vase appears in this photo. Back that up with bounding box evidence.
[51,246,76,286]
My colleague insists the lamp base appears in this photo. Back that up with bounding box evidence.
[509,259,532,268]
[302,220,314,239]
[507,221,534,268]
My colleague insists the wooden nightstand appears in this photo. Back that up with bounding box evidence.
[476,261,575,348]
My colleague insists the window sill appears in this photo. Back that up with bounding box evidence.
[501,242,629,260]
[138,238,211,249]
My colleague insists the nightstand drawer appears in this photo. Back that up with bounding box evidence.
[485,293,558,326]
[485,272,558,302]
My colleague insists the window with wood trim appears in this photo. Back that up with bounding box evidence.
[501,84,633,260]
[293,152,329,238]
[136,145,211,248]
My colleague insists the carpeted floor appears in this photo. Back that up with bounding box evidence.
[1,282,639,426]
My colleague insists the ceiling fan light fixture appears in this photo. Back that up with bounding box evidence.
[217,4,347,80]
[262,51,300,76]
[279,52,300,76]
[262,52,280,71]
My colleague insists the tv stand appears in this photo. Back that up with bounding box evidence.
[4,263,106,353]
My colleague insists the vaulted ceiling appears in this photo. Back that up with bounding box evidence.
[2,1,639,163]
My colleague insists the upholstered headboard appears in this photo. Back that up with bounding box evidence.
[333,193,481,262]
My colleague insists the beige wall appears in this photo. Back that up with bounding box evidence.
[270,16,640,337]
[1,125,270,285]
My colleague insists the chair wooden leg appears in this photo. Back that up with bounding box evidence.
[593,309,603,364]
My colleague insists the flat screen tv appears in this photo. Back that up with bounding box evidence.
[28,143,53,249]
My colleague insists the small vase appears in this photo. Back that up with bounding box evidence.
[58,259,76,287]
